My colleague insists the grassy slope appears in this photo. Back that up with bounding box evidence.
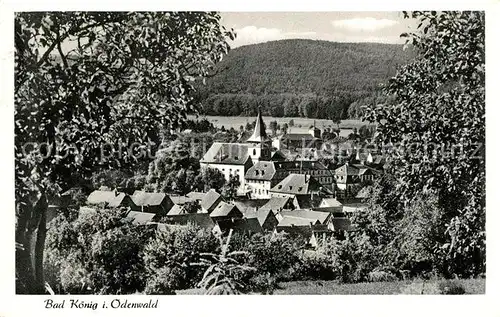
[175,279,485,295]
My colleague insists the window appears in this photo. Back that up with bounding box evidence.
[253,149,257,155]
[298,187,303,192]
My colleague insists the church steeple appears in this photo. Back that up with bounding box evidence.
[247,108,271,163]
[247,108,270,143]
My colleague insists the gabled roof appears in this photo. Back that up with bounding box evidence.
[125,211,156,225]
[335,163,360,176]
[216,217,264,234]
[166,204,186,216]
[233,199,268,218]
[256,209,276,226]
[258,196,293,215]
[247,109,270,143]
[87,190,128,207]
[277,215,320,227]
[270,174,322,195]
[210,202,241,218]
[294,195,323,209]
[164,213,215,230]
[170,195,196,205]
[343,203,369,213]
[200,142,250,165]
[320,198,343,208]
[186,191,206,201]
[245,161,277,181]
[131,191,168,206]
[200,189,222,211]
[281,209,331,224]
[271,150,287,161]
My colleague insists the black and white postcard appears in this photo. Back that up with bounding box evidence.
[1,1,499,317]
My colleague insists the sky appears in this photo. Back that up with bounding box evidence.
[220,12,417,48]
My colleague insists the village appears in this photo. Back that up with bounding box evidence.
[12,10,486,297]
[61,110,387,249]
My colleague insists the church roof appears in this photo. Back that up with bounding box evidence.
[200,143,250,165]
[247,109,271,143]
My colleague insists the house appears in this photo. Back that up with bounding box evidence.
[233,199,268,217]
[213,217,264,235]
[275,215,321,238]
[209,202,243,221]
[334,163,362,191]
[277,160,334,189]
[170,195,197,205]
[317,198,344,214]
[280,209,332,225]
[87,190,136,209]
[255,209,279,231]
[320,198,343,208]
[166,204,186,216]
[275,124,322,151]
[200,142,253,191]
[200,189,223,214]
[164,213,216,230]
[334,162,381,199]
[186,191,207,201]
[269,174,324,200]
[342,203,369,213]
[244,161,286,199]
[258,196,295,217]
[131,191,174,217]
[293,195,323,209]
[309,224,335,248]
[125,210,157,225]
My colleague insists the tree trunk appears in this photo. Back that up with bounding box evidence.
[15,192,48,294]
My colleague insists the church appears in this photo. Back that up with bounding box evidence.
[200,109,276,195]
[200,110,337,199]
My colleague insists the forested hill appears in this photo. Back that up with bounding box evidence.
[194,39,413,119]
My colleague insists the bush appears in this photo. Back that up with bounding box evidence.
[44,207,154,294]
[291,250,336,281]
[230,232,304,282]
[368,270,398,282]
[143,224,220,293]
[143,267,180,295]
[248,273,278,294]
[438,280,466,295]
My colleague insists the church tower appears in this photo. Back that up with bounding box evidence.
[247,109,271,164]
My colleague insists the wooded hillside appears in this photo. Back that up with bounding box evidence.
[194,39,413,119]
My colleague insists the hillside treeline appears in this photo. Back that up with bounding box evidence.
[194,39,413,119]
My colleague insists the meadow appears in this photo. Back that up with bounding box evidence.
[175,278,485,295]
[187,115,366,130]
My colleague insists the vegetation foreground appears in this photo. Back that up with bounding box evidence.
[177,278,485,295]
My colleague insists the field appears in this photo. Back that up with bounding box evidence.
[175,278,485,295]
[187,115,367,130]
